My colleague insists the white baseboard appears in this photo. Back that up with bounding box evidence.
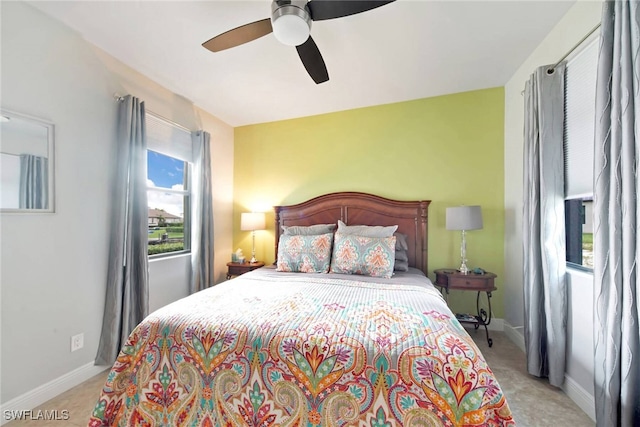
[487,317,504,331]
[503,321,526,353]
[0,362,108,426]
[462,317,505,332]
[563,374,596,422]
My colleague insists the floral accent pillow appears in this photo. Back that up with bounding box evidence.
[330,232,396,278]
[276,233,333,273]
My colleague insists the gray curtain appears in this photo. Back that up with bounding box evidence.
[95,95,149,366]
[593,1,640,425]
[19,154,48,209]
[190,130,214,293]
[522,63,568,388]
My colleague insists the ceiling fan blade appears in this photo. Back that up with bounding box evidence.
[202,18,272,52]
[307,0,395,21]
[296,36,329,84]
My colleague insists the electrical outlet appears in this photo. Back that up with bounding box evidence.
[71,333,84,352]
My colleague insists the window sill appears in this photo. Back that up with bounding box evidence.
[149,251,191,263]
[566,263,593,277]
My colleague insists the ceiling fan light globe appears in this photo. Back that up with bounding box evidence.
[271,3,311,46]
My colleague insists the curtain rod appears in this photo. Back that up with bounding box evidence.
[546,23,601,75]
[521,22,601,95]
[113,93,191,133]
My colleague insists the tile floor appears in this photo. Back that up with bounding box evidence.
[4,371,107,427]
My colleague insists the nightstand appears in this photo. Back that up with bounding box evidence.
[226,261,265,279]
[434,268,497,347]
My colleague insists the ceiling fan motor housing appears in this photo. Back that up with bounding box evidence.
[271,0,312,46]
[203,0,395,84]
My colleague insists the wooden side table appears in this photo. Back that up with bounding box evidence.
[226,261,265,279]
[433,268,497,347]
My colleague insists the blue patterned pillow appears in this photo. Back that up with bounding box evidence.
[330,232,396,278]
[276,233,333,273]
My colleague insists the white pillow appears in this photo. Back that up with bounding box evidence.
[337,220,397,237]
[282,223,336,235]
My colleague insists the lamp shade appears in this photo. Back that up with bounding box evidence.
[241,212,266,231]
[446,206,483,231]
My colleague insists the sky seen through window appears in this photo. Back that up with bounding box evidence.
[147,150,185,218]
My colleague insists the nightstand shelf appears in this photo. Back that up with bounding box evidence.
[434,268,497,347]
[226,261,265,279]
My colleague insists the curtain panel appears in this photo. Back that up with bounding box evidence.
[19,154,48,209]
[190,130,215,293]
[522,64,568,388]
[95,95,149,366]
[593,1,640,425]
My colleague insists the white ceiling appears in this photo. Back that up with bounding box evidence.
[29,0,575,127]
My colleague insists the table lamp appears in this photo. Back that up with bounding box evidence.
[241,212,266,263]
[446,205,483,274]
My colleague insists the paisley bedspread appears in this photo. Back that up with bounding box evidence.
[89,268,515,426]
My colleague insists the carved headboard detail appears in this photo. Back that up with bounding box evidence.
[274,192,431,274]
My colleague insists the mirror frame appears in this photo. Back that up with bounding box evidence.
[0,109,55,213]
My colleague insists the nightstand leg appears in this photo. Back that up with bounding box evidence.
[476,291,493,347]
[441,287,449,302]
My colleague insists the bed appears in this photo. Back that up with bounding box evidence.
[89,192,515,426]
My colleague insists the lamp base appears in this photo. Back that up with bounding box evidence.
[458,263,470,275]
[250,230,258,264]
[458,229,470,274]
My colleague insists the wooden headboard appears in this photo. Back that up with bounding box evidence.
[274,192,431,273]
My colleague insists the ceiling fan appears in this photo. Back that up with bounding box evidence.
[202,0,396,84]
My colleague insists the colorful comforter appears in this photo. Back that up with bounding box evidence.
[89,268,515,426]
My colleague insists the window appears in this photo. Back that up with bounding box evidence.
[146,113,192,257]
[563,34,598,270]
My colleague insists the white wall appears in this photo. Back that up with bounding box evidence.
[503,0,601,419]
[565,269,596,419]
[0,1,234,406]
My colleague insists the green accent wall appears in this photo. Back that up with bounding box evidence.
[233,87,505,317]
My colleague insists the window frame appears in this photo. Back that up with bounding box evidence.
[564,197,593,272]
[145,111,193,259]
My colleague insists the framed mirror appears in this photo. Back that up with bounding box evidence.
[0,109,55,213]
